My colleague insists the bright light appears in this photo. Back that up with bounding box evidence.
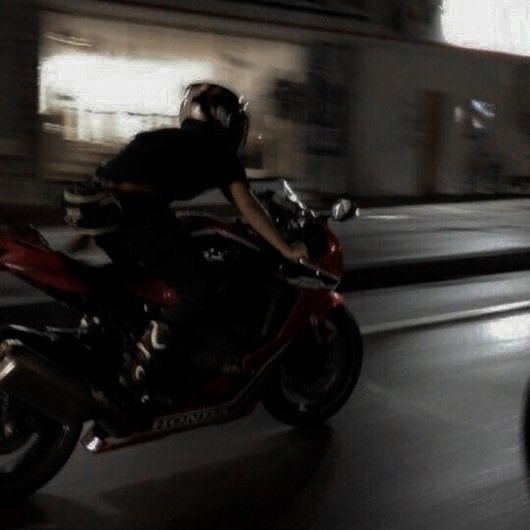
[39,54,214,142]
[484,313,530,343]
[442,0,530,56]
[40,54,214,115]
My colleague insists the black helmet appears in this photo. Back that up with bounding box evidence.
[180,83,249,152]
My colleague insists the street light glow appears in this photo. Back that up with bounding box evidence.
[442,0,530,56]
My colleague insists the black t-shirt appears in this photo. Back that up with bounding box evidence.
[95,120,247,215]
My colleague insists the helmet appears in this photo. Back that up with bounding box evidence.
[179,83,249,152]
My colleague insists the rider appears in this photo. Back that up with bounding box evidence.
[92,83,308,384]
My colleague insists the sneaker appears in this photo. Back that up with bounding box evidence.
[136,320,171,365]
[120,321,172,386]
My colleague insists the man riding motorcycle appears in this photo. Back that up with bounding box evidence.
[79,83,308,385]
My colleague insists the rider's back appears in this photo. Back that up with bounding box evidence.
[95,120,247,210]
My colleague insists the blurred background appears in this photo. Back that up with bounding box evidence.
[1,0,530,208]
[1,4,530,529]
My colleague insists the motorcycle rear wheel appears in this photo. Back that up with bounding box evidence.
[262,307,363,426]
[0,394,81,499]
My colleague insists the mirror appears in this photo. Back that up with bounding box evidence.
[331,198,358,222]
[281,179,307,210]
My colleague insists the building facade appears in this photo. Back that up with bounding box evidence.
[0,0,528,204]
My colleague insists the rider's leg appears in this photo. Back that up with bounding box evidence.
[146,221,243,377]
[97,215,239,382]
[127,217,206,381]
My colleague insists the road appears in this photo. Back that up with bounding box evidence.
[2,279,530,529]
[1,199,530,528]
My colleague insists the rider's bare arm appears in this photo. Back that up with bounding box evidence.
[229,181,308,262]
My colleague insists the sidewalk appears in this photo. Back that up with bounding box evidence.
[336,198,530,290]
[347,271,530,335]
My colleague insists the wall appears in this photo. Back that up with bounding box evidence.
[352,41,527,196]
[0,0,523,204]
[0,0,48,204]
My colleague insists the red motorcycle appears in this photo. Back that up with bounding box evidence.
[0,180,362,497]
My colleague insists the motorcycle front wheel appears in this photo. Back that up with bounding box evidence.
[0,393,81,499]
[263,307,363,426]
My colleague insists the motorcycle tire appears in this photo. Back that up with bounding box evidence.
[0,396,81,500]
[262,307,363,427]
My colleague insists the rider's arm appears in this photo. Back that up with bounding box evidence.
[229,181,307,262]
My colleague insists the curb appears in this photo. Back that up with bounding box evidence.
[339,248,530,292]
[359,300,530,336]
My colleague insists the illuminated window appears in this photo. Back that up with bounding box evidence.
[40,54,214,143]
[39,12,309,181]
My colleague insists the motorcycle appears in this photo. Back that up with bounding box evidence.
[0,179,363,498]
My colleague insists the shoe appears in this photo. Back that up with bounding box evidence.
[120,321,171,386]
[137,321,171,361]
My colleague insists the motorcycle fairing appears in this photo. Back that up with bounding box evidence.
[83,288,345,453]
[0,233,91,297]
[0,202,352,454]
[0,226,179,309]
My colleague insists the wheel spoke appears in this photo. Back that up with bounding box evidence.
[280,318,348,410]
[263,309,362,427]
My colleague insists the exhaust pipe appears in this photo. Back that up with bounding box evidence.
[0,340,97,426]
